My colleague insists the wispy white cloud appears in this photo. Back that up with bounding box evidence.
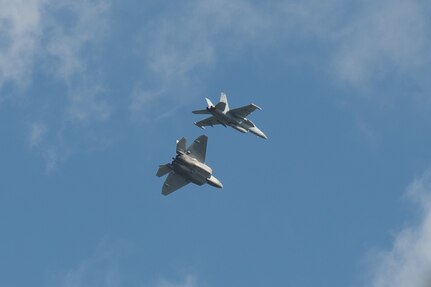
[42,0,112,123]
[332,0,431,87]
[27,122,65,171]
[367,170,431,287]
[28,122,48,148]
[135,0,431,108]
[129,87,165,122]
[0,0,110,91]
[66,84,111,123]
[155,275,197,287]
[0,0,112,168]
[43,0,111,82]
[0,0,45,90]
[47,239,198,287]
[143,0,269,84]
[48,239,124,287]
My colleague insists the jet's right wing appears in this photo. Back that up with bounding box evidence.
[194,116,221,129]
[229,103,262,119]
[162,172,191,196]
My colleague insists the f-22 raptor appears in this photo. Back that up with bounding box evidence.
[156,135,223,196]
[193,93,267,139]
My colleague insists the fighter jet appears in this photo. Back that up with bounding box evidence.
[192,93,267,139]
[156,135,223,196]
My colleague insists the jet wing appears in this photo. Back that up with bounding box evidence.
[162,172,191,196]
[187,135,207,163]
[194,116,221,128]
[229,103,262,119]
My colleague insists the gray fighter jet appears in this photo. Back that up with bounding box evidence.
[156,135,223,196]
[193,93,267,139]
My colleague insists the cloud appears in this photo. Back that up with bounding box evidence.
[332,0,431,87]
[0,0,112,168]
[0,0,110,92]
[136,0,431,103]
[42,0,112,123]
[43,0,111,82]
[0,0,46,90]
[66,84,111,123]
[368,170,431,287]
[47,239,198,287]
[48,239,124,287]
[129,87,165,122]
[143,0,269,84]
[156,275,197,287]
[28,122,48,148]
[27,122,65,171]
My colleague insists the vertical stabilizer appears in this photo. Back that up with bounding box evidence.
[205,98,215,109]
[176,137,186,154]
[219,92,229,112]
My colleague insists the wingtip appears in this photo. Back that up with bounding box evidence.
[196,134,208,140]
[253,104,262,111]
[176,137,186,143]
[194,122,205,129]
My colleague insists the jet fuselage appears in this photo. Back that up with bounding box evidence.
[206,107,267,139]
[171,153,222,188]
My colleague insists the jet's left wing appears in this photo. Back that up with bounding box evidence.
[162,172,191,196]
[194,116,221,128]
[187,135,207,163]
[229,103,262,119]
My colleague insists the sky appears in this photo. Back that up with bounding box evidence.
[1,0,431,286]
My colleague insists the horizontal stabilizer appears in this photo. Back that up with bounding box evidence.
[192,109,210,114]
[156,164,171,177]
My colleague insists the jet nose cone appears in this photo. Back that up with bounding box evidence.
[207,175,223,189]
[250,127,268,139]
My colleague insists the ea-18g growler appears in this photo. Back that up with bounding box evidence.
[193,92,267,139]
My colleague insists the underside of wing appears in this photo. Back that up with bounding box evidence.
[194,116,221,128]
[162,172,191,196]
[229,104,262,119]
[187,135,207,162]
[192,109,210,114]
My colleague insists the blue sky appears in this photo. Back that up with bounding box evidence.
[1,0,431,286]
